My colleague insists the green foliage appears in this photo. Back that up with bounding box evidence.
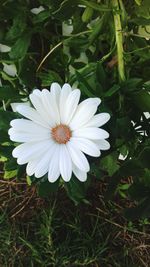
[0,0,150,219]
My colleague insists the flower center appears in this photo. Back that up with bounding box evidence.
[51,124,72,144]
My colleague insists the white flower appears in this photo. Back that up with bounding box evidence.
[0,43,11,52]
[31,6,45,15]
[3,63,17,77]
[8,83,110,182]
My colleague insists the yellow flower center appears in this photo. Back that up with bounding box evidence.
[51,124,72,144]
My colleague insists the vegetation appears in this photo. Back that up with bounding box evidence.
[0,0,150,266]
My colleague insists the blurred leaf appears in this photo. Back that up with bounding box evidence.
[75,70,95,97]
[38,70,63,87]
[104,84,120,97]
[132,90,150,112]
[38,179,60,197]
[100,152,120,176]
[0,86,22,101]
[65,176,89,204]
[0,110,17,130]
[9,32,31,60]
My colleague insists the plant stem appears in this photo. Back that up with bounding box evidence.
[112,0,125,82]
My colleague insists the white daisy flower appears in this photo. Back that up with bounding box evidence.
[8,83,110,183]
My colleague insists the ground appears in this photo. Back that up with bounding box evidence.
[0,175,150,267]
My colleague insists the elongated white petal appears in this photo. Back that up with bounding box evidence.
[30,93,53,125]
[12,139,52,158]
[10,119,49,134]
[67,141,90,172]
[32,89,42,96]
[9,128,50,142]
[69,98,101,130]
[70,137,100,157]
[73,127,109,140]
[94,139,110,150]
[16,105,49,128]
[59,145,72,182]
[72,163,87,182]
[63,89,80,124]
[34,143,57,178]
[41,89,60,125]
[16,140,53,164]
[85,113,110,127]
[59,83,72,123]
[26,157,40,176]
[50,83,61,105]
[48,145,60,182]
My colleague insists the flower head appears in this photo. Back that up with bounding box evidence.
[8,83,110,182]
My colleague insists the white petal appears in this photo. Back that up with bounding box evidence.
[34,143,57,178]
[32,89,42,96]
[50,83,61,105]
[59,145,72,182]
[72,163,87,182]
[59,83,72,123]
[41,89,60,125]
[30,93,53,126]
[31,6,45,14]
[73,127,109,140]
[9,128,50,143]
[26,157,40,176]
[11,102,30,112]
[0,43,11,53]
[67,141,90,172]
[3,63,17,77]
[10,119,49,134]
[94,139,110,150]
[12,139,52,158]
[70,137,100,157]
[85,113,110,127]
[48,145,60,182]
[69,98,101,130]
[16,105,49,128]
[63,89,80,124]
[16,140,53,164]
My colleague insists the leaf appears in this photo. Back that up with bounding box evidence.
[100,152,120,176]
[4,170,17,179]
[65,176,90,204]
[6,12,27,41]
[0,86,22,101]
[104,84,120,97]
[138,147,150,168]
[132,90,150,112]
[38,179,60,197]
[79,0,111,12]
[9,32,31,60]
[0,110,18,130]
[32,10,51,24]
[75,70,95,97]
[38,70,63,87]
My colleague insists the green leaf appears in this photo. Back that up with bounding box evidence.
[0,86,22,101]
[138,147,150,168]
[65,176,90,204]
[79,0,111,12]
[0,110,18,130]
[32,10,51,24]
[9,32,31,60]
[38,179,60,197]
[6,13,26,41]
[75,70,95,97]
[132,90,150,112]
[4,169,17,179]
[104,84,120,97]
[100,152,120,176]
[38,70,63,87]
